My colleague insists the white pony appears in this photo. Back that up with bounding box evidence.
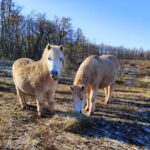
[12,44,64,117]
[71,55,119,116]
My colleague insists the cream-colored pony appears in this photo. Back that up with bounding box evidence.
[71,55,119,116]
[12,44,64,117]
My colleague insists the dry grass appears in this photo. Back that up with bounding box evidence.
[0,59,150,150]
[120,59,150,76]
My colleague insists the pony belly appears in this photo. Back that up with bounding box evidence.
[15,79,35,94]
[20,85,34,94]
[99,79,112,88]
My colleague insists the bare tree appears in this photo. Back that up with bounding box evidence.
[0,0,150,62]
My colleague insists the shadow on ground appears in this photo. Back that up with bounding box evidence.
[0,81,15,92]
[69,116,150,148]
[54,90,150,148]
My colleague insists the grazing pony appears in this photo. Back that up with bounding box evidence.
[71,55,119,116]
[12,44,64,117]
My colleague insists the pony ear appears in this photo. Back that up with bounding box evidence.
[47,44,51,50]
[80,84,85,91]
[70,85,74,91]
[60,45,64,51]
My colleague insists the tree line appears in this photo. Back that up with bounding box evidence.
[0,0,150,67]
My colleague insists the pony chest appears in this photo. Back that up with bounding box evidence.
[43,82,57,93]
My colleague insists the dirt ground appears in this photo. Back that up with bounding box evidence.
[0,60,150,150]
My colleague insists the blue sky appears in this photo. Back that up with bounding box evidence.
[14,0,150,50]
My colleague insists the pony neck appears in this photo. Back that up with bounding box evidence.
[73,73,88,87]
[37,50,49,77]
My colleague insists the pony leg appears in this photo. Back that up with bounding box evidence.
[88,88,97,116]
[47,91,55,115]
[108,84,114,103]
[16,86,27,109]
[36,95,44,117]
[104,87,108,104]
[105,84,113,104]
[84,87,90,111]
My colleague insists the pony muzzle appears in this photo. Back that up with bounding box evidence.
[50,70,58,80]
[74,105,83,113]
[74,109,82,113]
[73,98,85,114]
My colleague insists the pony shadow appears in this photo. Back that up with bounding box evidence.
[0,146,13,150]
[26,103,86,118]
[67,115,150,148]
[55,110,87,119]
[113,99,150,109]
[64,96,150,148]
[95,101,150,124]
[25,104,55,118]
[0,81,15,93]
[113,96,150,103]
[114,89,143,93]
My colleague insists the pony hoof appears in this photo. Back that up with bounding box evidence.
[37,112,44,118]
[21,106,27,110]
[107,101,112,104]
[91,112,95,115]
[37,115,44,118]
[49,110,55,115]
[87,112,92,116]
[87,113,91,116]
[104,101,108,105]
[84,107,89,111]
[87,111,95,116]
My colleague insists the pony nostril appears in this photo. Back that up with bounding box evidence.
[51,70,58,76]
[54,71,58,76]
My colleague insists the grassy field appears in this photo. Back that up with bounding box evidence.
[0,60,150,150]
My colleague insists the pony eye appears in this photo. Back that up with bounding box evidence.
[80,98,82,101]
[60,58,63,62]
[48,57,52,61]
